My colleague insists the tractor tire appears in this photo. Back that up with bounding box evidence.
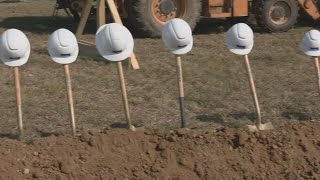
[253,0,299,32]
[126,0,202,37]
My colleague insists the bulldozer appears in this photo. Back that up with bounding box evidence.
[56,0,320,37]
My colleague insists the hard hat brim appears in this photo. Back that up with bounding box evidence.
[0,46,30,67]
[99,42,134,61]
[49,48,79,64]
[301,44,320,57]
[228,44,253,55]
[302,50,320,57]
[169,39,193,55]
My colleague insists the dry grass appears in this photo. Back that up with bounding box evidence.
[0,1,319,139]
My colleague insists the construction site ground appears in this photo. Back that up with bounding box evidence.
[0,1,319,179]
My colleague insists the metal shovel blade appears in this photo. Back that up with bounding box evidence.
[247,122,274,132]
[129,125,136,132]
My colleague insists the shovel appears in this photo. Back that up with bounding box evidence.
[13,67,23,137]
[243,55,274,131]
[314,57,320,96]
[176,55,186,128]
[117,61,136,131]
[64,64,76,136]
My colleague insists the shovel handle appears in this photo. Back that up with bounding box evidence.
[243,55,262,127]
[314,57,320,96]
[106,0,140,70]
[176,55,186,128]
[75,0,94,37]
[14,67,23,136]
[64,65,76,136]
[117,62,134,130]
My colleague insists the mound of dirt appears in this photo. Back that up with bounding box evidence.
[0,121,320,179]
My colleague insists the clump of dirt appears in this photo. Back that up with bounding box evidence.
[0,121,320,179]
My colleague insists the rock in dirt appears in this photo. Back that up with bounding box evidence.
[79,132,90,143]
[233,133,249,148]
[156,142,166,151]
[88,137,96,147]
[160,150,169,159]
[23,168,29,174]
[166,135,177,142]
[150,164,161,173]
[59,161,76,174]
[175,128,188,136]
[32,170,44,178]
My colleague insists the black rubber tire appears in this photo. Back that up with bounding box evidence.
[253,0,299,32]
[126,0,202,37]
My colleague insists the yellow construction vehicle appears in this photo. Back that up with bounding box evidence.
[55,0,320,37]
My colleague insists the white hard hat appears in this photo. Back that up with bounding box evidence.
[96,23,134,61]
[162,18,193,55]
[48,28,79,64]
[0,29,30,67]
[301,30,320,57]
[226,23,254,55]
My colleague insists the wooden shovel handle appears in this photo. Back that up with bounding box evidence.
[106,0,140,70]
[76,0,94,37]
[117,62,134,130]
[14,67,23,136]
[97,0,106,28]
[176,55,186,128]
[243,55,262,127]
[314,57,320,96]
[64,65,76,136]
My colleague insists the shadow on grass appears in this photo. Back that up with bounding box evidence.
[0,1,23,3]
[0,133,19,140]
[281,111,312,121]
[197,114,224,124]
[37,131,63,137]
[110,122,128,129]
[110,121,145,129]
[0,16,96,35]
[230,112,256,122]
[197,112,256,128]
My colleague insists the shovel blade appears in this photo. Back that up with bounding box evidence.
[247,122,274,132]
[129,125,136,132]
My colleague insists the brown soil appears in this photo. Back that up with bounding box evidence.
[0,1,320,179]
[0,121,319,179]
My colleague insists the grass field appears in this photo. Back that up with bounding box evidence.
[0,1,319,139]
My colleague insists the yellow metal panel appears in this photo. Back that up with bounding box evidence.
[208,0,248,18]
[209,0,225,6]
[298,0,320,20]
[208,0,233,17]
[233,0,248,17]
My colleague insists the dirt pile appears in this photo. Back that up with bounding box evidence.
[0,121,319,179]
